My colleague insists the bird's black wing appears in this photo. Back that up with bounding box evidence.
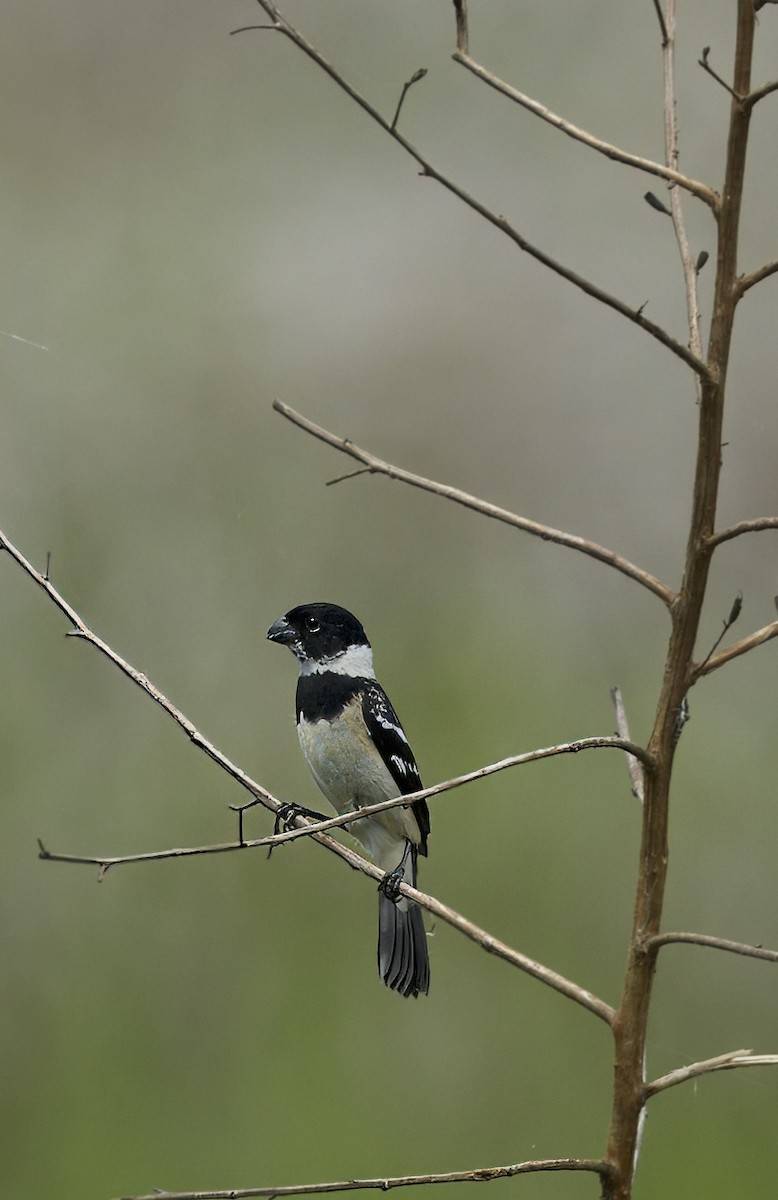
[361,680,429,855]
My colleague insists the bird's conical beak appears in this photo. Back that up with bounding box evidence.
[267,615,296,645]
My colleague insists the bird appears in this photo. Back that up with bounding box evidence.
[267,602,430,997]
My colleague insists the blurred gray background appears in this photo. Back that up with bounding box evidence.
[2,2,777,1197]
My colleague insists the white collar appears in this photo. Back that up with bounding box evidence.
[299,642,376,678]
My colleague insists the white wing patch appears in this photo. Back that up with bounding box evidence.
[378,714,409,744]
[391,753,412,775]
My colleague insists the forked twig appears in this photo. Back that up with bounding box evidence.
[690,619,778,681]
[452,51,717,209]
[0,526,614,1024]
[250,1,713,381]
[38,734,654,872]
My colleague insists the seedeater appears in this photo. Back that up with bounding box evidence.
[267,602,430,997]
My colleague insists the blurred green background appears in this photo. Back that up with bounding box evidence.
[2,2,778,1197]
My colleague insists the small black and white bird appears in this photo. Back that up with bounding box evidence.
[267,602,430,998]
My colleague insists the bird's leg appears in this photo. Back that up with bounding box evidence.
[378,839,413,902]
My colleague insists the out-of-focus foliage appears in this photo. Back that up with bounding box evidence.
[2,3,777,1198]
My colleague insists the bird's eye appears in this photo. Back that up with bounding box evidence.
[305,615,320,633]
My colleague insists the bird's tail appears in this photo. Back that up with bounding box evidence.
[378,843,430,997]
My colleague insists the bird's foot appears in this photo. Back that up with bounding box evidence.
[378,865,405,902]
[273,803,329,837]
[267,803,329,858]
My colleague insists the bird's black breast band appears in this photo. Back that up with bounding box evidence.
[296,672,364,722]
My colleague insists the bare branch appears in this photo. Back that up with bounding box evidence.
[273,401,676,606]
[253,736,655,846]
[661,0,705,400]
[648,930,778,964]
[37,835,253,875]
[115,1158,611,1200]
[452,51,718,209]
[707,516,778,547]
[645,1050,778,1099]
[453,0,468,55]
[0,527,278,811]
[734,259,778,299]
[41,830,615,1025]
[610,687,645,803]
[690,619,778,681]
[744,78,778,109]
[40,734,653,872]
[251,1,713,380]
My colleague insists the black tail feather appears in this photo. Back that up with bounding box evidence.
[377,845,429,997]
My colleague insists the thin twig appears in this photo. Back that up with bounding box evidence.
[707,515,778,546]
[273,400,676,606]
[745,78,778,108]
[453,0,468,56]
[661,0,705,401]
[651,0,669,47]
[698,46,741,101]
[734,259,778,299]
[115,1158,612,1200]
[251,1,713,381]
[38,734,654,871]
[239,735,655,844]
[452,51,717,209]
[609,687,644,803]
[50,825,615,1025]
[645,1050,778,1099]
[0,528,277,812]
[648,931,778,963]
[690,619,778,681]
[390,68,427,133]
[695,591,743,674]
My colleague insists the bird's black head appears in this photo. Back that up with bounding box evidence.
[267,602,370,667]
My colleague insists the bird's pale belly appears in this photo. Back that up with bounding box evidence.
[297,710,420,869]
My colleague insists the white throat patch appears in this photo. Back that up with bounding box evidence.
[300,642,376,678]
